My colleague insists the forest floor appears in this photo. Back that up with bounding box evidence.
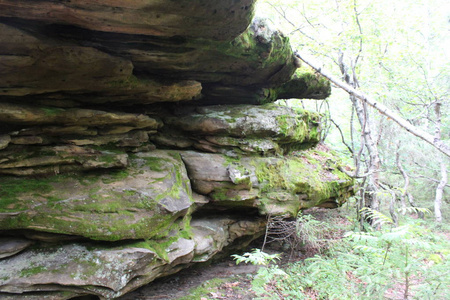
[119,208,343,300]
[119,207,450,300]
[119,255,263,300]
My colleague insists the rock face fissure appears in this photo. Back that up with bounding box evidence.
[0,1,350,299]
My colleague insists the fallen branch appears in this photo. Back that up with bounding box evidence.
[294,51,450,158]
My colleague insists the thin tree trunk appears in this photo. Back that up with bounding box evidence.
[434,99,446,223]
[396,144,407,215]
[389,191,398,226]
[435,161,447,223]
[338,52,381,213]
[294,51,450,158]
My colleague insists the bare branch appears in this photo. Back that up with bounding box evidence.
[329,118,353,154]
[352,0,363,67]
[408,173,450,187]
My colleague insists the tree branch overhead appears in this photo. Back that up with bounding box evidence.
[294,51,450,158]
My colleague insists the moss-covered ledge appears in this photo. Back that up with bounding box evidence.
[155,104,321,155]
[0,151,195,241]
[269,66,332,101]
[0,215,265,299]
[180,146,354,217]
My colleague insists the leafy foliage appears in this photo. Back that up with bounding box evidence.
[232,249,281,266]
[247,211,449,299]
[359,207,394,227]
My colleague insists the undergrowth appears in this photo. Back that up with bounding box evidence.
[241,208,450,299]
[173,208,448,300]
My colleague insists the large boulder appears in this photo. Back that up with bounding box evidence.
[0,1,329,104]
[0,0,256,40]
[154,104,321,154]
[181,149,354,216]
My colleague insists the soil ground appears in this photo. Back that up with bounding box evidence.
[119,207,341,300]
[119,256,263,300]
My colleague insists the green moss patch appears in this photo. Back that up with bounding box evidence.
[0,176,56,212]
[0,151,195,241]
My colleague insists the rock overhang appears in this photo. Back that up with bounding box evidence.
[0,0,329,105]
[0,1,351,299]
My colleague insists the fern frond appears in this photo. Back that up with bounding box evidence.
[380,226,410,242]
[397,206,431,215]
[353,244,383,254]
[344,231,378,242]
[360,207,394,226]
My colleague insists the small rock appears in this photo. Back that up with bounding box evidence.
[0,135,10,150]
[0,238,33,259]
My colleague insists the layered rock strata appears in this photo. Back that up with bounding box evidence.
[0,1,351,299]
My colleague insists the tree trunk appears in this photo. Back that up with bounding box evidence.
[395,143,407,214]
[389,191,398,226]
[435,161,447,223]
[434,99,446,222]
[355,98,381,211]
[337,52,381,213]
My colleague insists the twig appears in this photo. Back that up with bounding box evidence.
[329,118,353,154]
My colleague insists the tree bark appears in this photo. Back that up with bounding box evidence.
[294,51,450,158]
[337,51,381,213]
[433,98,447,222]
[389,191,398,226]
[395,143,408,214]
[435,161,447,223]
[396,142,424,218]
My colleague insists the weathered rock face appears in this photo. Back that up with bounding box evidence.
[0,216,265,299]
[0,1,350,299]
[0,0,329,104]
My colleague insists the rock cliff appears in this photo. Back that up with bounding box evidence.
[0,1,353,299]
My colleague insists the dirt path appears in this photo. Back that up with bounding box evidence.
[119,257,263,300]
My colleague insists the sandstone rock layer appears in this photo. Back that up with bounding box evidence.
[0,1,350,299]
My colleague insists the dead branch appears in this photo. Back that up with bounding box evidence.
[294,51,450,158]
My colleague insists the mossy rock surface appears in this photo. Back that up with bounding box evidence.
[181,147,354,217]
[0,215,265,299]
[161,104,321,155]
[0,151,194,241]
[0,242,159,299]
